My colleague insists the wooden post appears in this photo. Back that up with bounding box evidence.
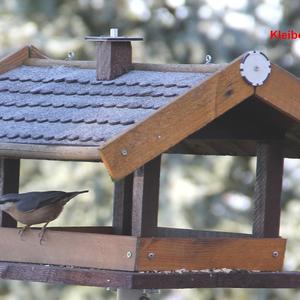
[113,174,133,235]
[131,156,161,237]
[0,159,20,227]
[253,142,284,238]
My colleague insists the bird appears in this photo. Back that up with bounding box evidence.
[0,190,88,243]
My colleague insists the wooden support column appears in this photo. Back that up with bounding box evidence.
[0,159,20,227]
[253,142,284,238]
[132,156,161,237]
[113,174,133,235]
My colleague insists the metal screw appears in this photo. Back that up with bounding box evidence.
[157,135,161,139]
[127,251,132,258]
[272,251,279,257]
[147,252,155,260]
[254,65,260,71]
[121,148,128,156]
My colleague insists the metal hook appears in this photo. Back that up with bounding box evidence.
[66,51,75,61]
[205,54,212,64]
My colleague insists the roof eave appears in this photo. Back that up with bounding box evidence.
[99,55,255,180]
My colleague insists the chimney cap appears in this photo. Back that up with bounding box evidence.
[85,28,143,42]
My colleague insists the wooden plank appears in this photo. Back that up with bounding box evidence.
[0,159,20,227]
[0,228,137,271]
[24,58,96,69]
[24,58,226,73]
[29,45,48,59]
[136,237,286,271]
[155,227,252,238]
[0,143,101,162]
[256,63,300,122]
[0,262,133,288]
[131,270,300,289]
[133,63,227,73]
[0,46,29,74]
[99,57,254,180]
[39,226,113,234]
[253,142,284,237]
[1,262,300,288]
[113,174,134,235]
[132,156,161,237]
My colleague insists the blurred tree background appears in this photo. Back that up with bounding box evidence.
[1,0,300,299]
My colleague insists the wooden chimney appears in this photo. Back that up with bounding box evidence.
[85,28,143,80]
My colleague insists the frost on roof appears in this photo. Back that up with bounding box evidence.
[0,65,210,146]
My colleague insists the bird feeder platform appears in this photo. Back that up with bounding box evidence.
[0,45,299,289]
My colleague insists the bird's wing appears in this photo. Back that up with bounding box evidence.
[0,193,21,204]
[16,191,67,212]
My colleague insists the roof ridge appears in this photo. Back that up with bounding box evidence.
[24,58,226,73]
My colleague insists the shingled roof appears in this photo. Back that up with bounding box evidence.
[0,65,207,146]
[1,45,300,180]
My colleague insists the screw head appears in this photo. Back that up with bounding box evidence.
[147,252,155,260]
[121,148,128,156]
[272,251,279,257]
[127,251,132,258]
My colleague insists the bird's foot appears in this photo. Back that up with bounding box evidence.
[38,223,49,245]
[18,225,30,241]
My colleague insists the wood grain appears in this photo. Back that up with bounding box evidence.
[253,142,284,237]
[131,156,161,237]
[1,262,300,288]
[29,45,48,59]
[0,46,29,74]
[24,58,226,73]
[113,174,134,235]
[99,57,254,180]
[136,237,286,272]
[0,159,20,227]
[96,41,132,80]
[0,228,137,271]
[256,63,300,122]
[0,143,100,162]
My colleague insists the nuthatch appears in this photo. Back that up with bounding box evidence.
[0,190,88,243]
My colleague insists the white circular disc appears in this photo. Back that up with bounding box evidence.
[240,51,271,86]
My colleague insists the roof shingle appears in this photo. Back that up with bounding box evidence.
[0,65,209,146]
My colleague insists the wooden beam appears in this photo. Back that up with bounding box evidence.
[256,63,300,122]
[24,58,226,73]
[0,228,137,271]
[0,143,101,162]
[0,46,29,75]
[113,174,134,235]
[253,142,284,238]
[136,237,286,272]
[99,57,254,180]
[0,159,20,227]
[133,62,227,73]
[131,156,161,237]
[1,262,300,288]
[155,227,252,238]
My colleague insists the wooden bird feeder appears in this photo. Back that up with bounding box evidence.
[0,35,300,291]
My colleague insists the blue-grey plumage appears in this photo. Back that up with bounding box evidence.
[0,190,88,242]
